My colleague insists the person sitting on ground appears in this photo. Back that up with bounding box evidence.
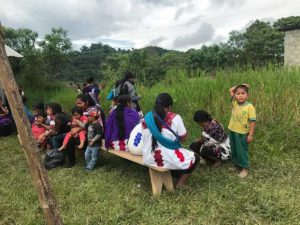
[0,96,14,137]
[105,95,140,150]
[76,109,103,171]
[139,93,199,189]
[31,111,47,148]
[116,71,142,116]
[189,110,231,168]
[59,106,88,151]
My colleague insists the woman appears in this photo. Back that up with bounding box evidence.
[105,95,140,150]
[116,71,141,114]
[139,93,199,188]
[76,94,105,128]
[44,103,74,167]
[0,96,14,136]
[190,110,231,167]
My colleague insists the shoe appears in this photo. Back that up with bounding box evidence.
[238,169,249,178]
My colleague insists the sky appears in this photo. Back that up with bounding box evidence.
[0,0,299,51]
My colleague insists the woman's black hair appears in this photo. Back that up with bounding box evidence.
[36,111,47,118]
[193,110,212,123]
[124,71,135,81]
[86,77,94,84]
[71,106,83,115]
[115,79,122,88]
[47,103,62,115]
[115,95,131,139]
[152,93,173,151]
[33,102,44,111]
[76,93,95,107]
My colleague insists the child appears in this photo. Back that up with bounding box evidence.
[32,102,45,117]
[58,106,88,151]
[228,84,256,178]
[190,110,231,167]
[81,109,102,171]
[31,111,47,147]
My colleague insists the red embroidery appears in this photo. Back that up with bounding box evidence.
[164,112,177,127]
[154,150,164,167]
[119,139,126,151]
[110,141,114,149]
[188,160,194,169]
[175,149,185,162]
[142,120,147,129]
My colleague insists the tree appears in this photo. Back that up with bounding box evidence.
[3,27,38,56]
[273,16,300,31]
[244,20,283,66]
[39,27,72,78]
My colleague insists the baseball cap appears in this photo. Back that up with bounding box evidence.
[83,108,100,117]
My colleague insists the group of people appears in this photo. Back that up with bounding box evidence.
[1,71,256,188]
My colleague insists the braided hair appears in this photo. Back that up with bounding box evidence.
[152,93,173,151]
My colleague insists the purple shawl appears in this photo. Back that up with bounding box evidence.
[0,115,12,126]
[105,107,140,148]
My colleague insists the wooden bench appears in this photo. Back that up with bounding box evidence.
[100,146,174,196]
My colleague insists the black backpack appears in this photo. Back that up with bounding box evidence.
[44,149,64,170]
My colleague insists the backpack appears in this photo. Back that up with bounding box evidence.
[44,149,64,170]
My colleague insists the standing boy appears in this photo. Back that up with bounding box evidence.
[82,109,102,171]
[228,84,256,178]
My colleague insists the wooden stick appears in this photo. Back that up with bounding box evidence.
[0,25,63,225]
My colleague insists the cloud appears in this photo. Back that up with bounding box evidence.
[147,37,166,46]
[0,0,148,40]
[209,0,247,9]
[173,23,215,48]
[141,0,183,6]
[174,8,185,20]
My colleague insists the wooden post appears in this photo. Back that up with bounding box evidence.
[0,25,63,225]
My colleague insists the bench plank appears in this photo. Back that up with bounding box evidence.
[100,145,174,195]
[102,148,169,172]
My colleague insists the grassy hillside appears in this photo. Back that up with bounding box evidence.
[1,66,300,224]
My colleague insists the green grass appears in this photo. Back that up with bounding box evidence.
[1,66,300,224]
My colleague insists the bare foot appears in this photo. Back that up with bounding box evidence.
[212,160,222,168]
[58,145,66,151]
[175,174,191,189]
[238,168,249,178]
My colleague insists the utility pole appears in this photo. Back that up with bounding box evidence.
[0,24,63,225]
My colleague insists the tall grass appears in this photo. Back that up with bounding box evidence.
[1,66,300,224]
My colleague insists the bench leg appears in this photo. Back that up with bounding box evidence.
[149,168,174,196]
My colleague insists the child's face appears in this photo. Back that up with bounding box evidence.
[234,88,249,104]
[73,112,81,120]
[46,107,53,116]
[36,116,45,124]
[88,115,97,123]
[33,109,41,116]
